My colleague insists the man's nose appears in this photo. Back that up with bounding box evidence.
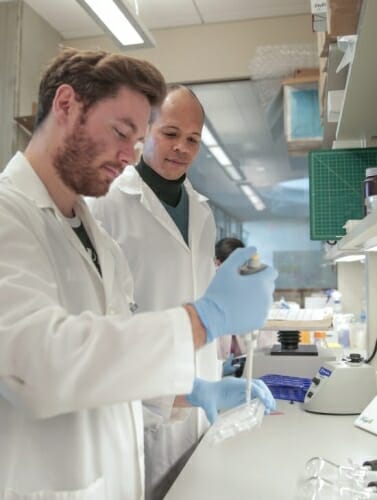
[118,142,137,165]
[173,139,189,154]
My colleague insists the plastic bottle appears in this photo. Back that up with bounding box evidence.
[336,314,352,348]
[279,296,289,309]
[331,290,342,313]
[363,167,377,215]
[349,310,367,352]
[314,331,328,349]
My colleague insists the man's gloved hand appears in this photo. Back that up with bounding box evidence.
[193,247,277,343]
[222,353,238,376]
[186,377,276,424]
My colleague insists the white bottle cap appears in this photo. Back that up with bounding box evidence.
[365,167,377,178]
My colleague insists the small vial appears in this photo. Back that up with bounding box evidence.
[314,331,328,349]
[363,167,377,216]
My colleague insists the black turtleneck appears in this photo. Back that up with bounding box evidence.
[136,156,186,207]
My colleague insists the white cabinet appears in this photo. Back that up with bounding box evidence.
[335,0,377,146]
[333,212,377,367]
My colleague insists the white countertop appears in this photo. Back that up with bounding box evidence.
[165,400,377,500]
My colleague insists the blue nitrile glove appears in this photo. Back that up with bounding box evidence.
[186,377,276,424]
[193,247,277,343]
[222,353,238,376]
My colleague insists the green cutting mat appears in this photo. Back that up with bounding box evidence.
[309,148,377,240]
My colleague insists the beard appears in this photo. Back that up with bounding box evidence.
[53,119,121,197]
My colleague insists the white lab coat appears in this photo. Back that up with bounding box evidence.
[0,153,196,500]
[89,166,220,498]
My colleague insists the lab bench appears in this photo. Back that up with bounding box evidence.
[165,400,377,500]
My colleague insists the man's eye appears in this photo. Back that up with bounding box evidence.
[113,127,127,139]
[164,132,177,138]
[189,137,199,145]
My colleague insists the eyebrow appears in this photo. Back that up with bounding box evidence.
[162,125,201,137]
[119,118,145,142]
[119,118,137,133]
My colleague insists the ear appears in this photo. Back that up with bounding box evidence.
[52,84,79,123]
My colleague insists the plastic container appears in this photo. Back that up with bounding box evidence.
[331,290,342,313]
[206,400,264,445]
[349,311,367,353]
[299,330,312,344]
[349,321,367,351]
[314,331,328,349]
[363,167,377,216]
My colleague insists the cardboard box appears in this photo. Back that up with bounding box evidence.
[319,57,328,74]
[319,71,328,119]
[327,0,362,36]
[316,30,337,57]
[311,0,327,32]
[282,68,320,86]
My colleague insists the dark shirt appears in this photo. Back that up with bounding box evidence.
[136,157,189,244]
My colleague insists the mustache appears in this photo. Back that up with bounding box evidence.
[102,161,125,172]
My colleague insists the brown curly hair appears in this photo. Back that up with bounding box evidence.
[35,47,166,129]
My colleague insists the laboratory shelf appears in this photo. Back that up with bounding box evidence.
[338,210,377,251]
[324,244,348,262]
[322,44,348,148]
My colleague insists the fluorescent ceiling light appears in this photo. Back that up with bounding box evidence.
[209,146,231,166]
[224,165,243,181]
[201,121,242,181]
[240,184,266,211]
[335,254,365,263]
[76,0,155,49]
[366,244,377,252]
[201,125,218,147]
[240,184,254,197]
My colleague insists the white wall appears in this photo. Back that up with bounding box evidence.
[244,218,337,291]
[0,1,62,166]
[337,261,365,318]
[69,14,315,83]
[0,1,19,168]
[18,2,62,117]
[243,218,320,265]
[1,6,316,165]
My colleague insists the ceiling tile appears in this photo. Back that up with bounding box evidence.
[125,0,202,30]
[24,0,102,38]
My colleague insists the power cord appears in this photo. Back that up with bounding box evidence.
[366,337,377,364]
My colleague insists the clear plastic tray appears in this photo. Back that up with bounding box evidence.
[206,399,265,445]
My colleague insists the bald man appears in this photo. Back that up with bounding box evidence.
[88,85,275,498]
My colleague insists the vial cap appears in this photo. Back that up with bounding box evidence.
[314,331,326,339]
[365,167,377,178]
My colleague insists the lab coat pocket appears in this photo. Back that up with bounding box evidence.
[3,477,106,500]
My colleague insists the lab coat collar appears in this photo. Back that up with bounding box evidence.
[116,164,209,204]
[2,152,114,287]
[2,152,58,210]
[3,152,95,222]
[115,165,210,252]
